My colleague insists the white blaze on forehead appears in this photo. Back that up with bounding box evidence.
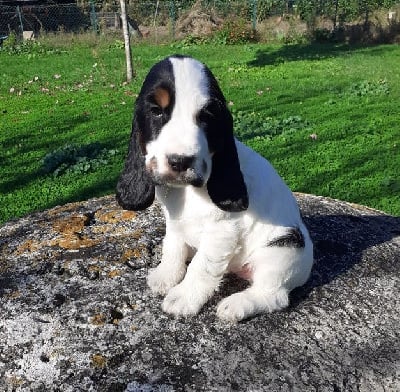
[169,56,210,115]
[145,56,211,176]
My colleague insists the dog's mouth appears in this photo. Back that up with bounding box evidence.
[146,156,207,188]
[151,170,205,188]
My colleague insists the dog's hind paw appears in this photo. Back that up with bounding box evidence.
[217,288,289,322]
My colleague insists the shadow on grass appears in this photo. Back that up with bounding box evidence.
[243,105,400,215]
[247,43,397,67]
[0,113,122,195]
[49,176,119,210]
[0,114,90,192]
[0,169,121,224]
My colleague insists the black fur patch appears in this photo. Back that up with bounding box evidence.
[268,227,305,248]
[135,57,176,144]
[116,59,177,211]
[201,66,248,212]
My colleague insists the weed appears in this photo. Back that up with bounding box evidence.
[1,33,63,57]
[347,80,390,97]
[234,111,309,141]
[108,39,125,50]
[381,177,400,192]
[171,18,257,48]
[170,34,208,49]
[213,18,257,45]
[42,143,118,177]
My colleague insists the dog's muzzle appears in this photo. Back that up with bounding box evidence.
[148,154,206,187]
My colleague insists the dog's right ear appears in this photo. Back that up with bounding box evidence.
[116,116,155,211]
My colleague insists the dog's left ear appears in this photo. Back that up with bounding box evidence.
[206,104,248,212]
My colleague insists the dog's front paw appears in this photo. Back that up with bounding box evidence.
[147,264,186,296]
[162,283,204,316]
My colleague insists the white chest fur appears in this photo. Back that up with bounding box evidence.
[156,185,232,250]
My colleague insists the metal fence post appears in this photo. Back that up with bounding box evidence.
[16,5,24,36]
[250,0,257,31]
[89,0,98,33]
[169,1,176,40]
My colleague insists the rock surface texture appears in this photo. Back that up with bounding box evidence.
[0,194,399,392]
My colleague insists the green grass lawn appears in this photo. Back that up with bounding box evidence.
[1,38,399,224]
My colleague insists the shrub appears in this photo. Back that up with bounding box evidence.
[233,111,309,141]
[347,80,390,97]
[213,17,257,45]
[1,33,62,57]
[42,143,117,177]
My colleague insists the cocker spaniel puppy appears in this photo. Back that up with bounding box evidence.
[116,55,313,322]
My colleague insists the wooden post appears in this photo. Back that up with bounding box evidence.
[120,0,134,82]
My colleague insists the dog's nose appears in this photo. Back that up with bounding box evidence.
[167,154,194,172]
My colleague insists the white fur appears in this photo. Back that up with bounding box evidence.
[146,58,313,322]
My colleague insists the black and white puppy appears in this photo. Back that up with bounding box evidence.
[116,55,313,322]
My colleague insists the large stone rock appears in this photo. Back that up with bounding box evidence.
[0,194,399,391]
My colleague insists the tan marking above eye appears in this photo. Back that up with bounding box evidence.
[153,87,170,109]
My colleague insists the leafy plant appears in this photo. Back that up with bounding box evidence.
[1,35,62,57]
[172,18,257,48]
[381,177,400,192]
[296,0,399,28]
[233,111,309,141]
[213,17,257,45]
[347,80,390,97]
[108,39,125,50]
[170,34,208,49]
[42,143,118,177]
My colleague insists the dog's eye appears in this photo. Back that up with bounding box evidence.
[150,104,163,117]
[198,101,219,124]
[197,110,210,124]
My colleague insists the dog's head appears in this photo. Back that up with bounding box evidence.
[116,55,248,212]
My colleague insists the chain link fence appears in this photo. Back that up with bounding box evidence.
[1,1,399,43]
[0,1,298,39]
[0,4,90,37]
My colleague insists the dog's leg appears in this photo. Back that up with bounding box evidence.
[147,231,189,295]
[217,243,313,322]
[161,253,226,316]
[162,225,239,316]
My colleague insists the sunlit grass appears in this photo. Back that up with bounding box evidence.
[0,39,399,223]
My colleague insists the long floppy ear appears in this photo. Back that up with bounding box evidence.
[206,106,248,212]
[116,116,155,211]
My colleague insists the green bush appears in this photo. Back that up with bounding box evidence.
[233,111,309,141]
[347,80,390,97]
[213,18,257,45]
[42,143,118,177]
[1,33,62,57]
